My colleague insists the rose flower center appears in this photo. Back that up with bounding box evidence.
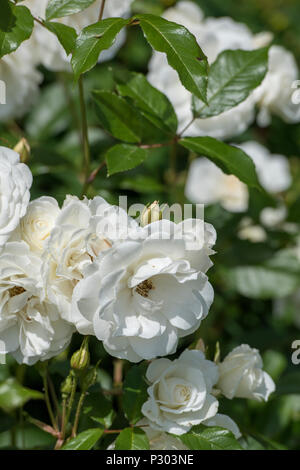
[135,279,154,298]
[9,286,26,297]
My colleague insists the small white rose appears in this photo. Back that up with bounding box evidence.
[0,45,42,123]
[43,195,137,322]
[218,344,276,401]
[0,241,73,365]
[260,205,287,229]
[141,350,219,435]
[254,46,300,126]
[185,158,249,213]
[20,196,60,253]
[185,141,291,213]
[237,141,291,194]
[0,146,32,250]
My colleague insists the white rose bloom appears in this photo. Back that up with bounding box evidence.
[237,141,291,193]
[260,205,287,228]
[0,147,32,250]
[185,141,291,213]
[22,0,133,71]
[147,3,271,139]
[43,195,137,322]
[254,46,300,126]
[218,344,276,401]
[141,429,188,451]
[203,413,241,439]
[72,219,216,361]
[185,158,249,213]
[141,350,220,435]
[0,241,74,365]
[0,44,42,122]
[18,196,60,253]
[238,218,267,243]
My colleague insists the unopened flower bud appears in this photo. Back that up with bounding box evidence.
[61,371,75,399]
[71,338,90,371]
[13,138,30,163]
[140,201,163,227]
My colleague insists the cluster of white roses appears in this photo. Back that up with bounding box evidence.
[0,146,275,446]
[0,0,134,122]
[0,144,216,365]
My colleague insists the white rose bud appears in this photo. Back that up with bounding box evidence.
[140,201,163,227]
[0,146,32,250]
[13,138,31,163]
[217,344,275,401]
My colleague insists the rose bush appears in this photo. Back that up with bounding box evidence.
[0,0,298,452]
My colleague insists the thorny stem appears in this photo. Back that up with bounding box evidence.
[98,0,107,21]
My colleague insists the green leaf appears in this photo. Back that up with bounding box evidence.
[0,0,16,33]
[106,144,148,176]
[193,48,269,118]
[61,428,104,450]
[123,363,148,425]
[0,4,33,58]
[136,14,208,103]
[120,175,165,193]
[44,21,77,55]
[0,378,43,413]
[117,72,178,134]
[179,425,243,450]
[228,266,300,299]
[82,392,115,429]
[115,427,150,450]
[92,91,142,143]
[72,18,129,80]
[46,0,96,20]
[180,136,261,190]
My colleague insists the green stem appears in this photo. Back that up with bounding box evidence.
[178,117,195,137]
[43,372,58,431]
[98,0,107,21]
[66,373,77,425]
[71,390,87,438]
[78,75,91,189]
[48,373,60,417]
